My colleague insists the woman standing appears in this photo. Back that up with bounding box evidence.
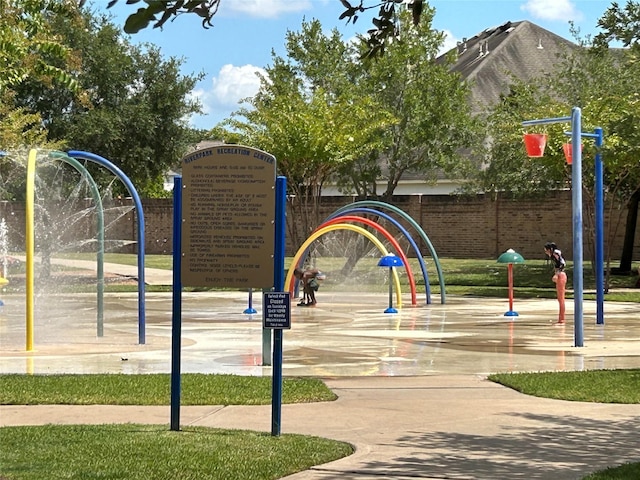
[544,242,567,324]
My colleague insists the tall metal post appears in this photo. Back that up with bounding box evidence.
[571,107,585,346]
[522,108,588,346]
[271,176,287,437]
[170,176,183,431]
[594,127,605,325]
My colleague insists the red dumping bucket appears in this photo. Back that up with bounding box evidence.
[523,133,547,157]
[562,143,582,165]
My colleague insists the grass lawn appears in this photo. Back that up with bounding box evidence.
[0,424,352,480]
[0,373,336,405]
[489,369,640,479]
[0,374,349,480]
[2,371,640,479]
[26,254,640,301]
[488,369,640,404]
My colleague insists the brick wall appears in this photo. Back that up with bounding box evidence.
[2,192,639,262]
[417,192,579,259]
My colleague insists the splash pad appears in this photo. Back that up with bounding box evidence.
[0,148,146,350]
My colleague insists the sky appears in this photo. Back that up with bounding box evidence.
[98,0,615,130]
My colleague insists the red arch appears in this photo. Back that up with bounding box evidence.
[291,215,417,306]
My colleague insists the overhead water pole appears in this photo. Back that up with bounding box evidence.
[522,107,584,347]
[594,128,605,325]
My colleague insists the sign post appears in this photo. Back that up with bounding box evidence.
[170,146,277,432]
[267,176,288,437]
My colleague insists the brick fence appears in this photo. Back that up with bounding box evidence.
[1,191,638,262]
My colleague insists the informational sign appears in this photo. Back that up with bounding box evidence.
[263,292,291,330]
[181,146,276,287]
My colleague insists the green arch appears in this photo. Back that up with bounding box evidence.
[35,151,105,337]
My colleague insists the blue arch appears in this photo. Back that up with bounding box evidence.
[333,201,445,304]
[68,150,146,344]
[325,207,431,304]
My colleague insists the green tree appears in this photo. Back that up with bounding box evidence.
[345,8,481,202]
[596,1,640,48]
[0,0,78,91]
[482,38,640,283]
[224,12,479,250]
[0,0,78,150]
[226,20,390,247]
[13,9,204,197]
[595,1,640,272]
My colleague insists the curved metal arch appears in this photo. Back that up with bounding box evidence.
[321,216,417,305]
[50,152,106,336]
[326,207,431,305]
[68,150,146,344]
[285,223,403,308]
[289,215,417,305]
[333,201,446,304]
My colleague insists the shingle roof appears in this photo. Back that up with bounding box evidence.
[442,20,577,112]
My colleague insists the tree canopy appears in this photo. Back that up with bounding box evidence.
[2,3,204,197]
[224,20,392,246]
[596,0,640,48]
[221,11,479,247]
[349,8,481,200]
[0,0,79,150]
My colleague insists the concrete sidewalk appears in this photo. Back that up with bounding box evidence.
[11,255,173,285]
[2,375,639,479]
[1,287,640,479]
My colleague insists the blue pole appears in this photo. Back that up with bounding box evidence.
[522,110,585,346]
[594,127,605,325]
[68,150,146,344]
[384,267,398,313]
[571,107,585,346]
[170,176,183,431]
[244,288,257,314]
[272,176,287,437]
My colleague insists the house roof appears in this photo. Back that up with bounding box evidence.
[394,21,578,184]
[442,20,577,113]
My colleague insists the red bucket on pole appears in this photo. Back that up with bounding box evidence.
[562,143,582,165]
[523,133,547,157]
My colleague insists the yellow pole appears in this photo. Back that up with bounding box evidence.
[26,149,36,351]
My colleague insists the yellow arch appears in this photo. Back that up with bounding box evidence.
[285,223,403,308]
[26,148,37,351]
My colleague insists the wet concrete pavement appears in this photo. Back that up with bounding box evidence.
[1,289,639,376]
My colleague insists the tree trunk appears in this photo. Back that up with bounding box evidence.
[616,189,639,274]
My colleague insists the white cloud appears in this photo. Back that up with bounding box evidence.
[225,0,312,18]
[211,64,266,107]
[439,29,458,56]
[520,0,583,22]
[188,64,266,128]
